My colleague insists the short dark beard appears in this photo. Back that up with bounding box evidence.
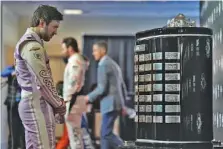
[42,26,51,41]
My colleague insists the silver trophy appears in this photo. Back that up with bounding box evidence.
[167,13,196,27]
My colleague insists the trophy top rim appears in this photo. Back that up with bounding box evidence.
[136,27,213,39]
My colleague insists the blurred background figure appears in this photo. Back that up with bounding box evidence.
[84,41,135,149]
[59,37,94,149]
[1,65,26,149]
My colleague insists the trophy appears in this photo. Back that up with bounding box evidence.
[129,14,213,149]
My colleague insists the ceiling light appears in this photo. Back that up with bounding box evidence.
[64,9,83,15]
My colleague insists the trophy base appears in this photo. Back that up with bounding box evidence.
[118,140,217,149]
[136,139,212,149]
[118,145,223,149]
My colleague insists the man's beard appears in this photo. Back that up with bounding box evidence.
[41,27,51,42]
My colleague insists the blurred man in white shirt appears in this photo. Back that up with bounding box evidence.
[61,37,94,149]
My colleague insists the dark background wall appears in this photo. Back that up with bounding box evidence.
[200,1,223,142]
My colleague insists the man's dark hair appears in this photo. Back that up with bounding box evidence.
[62,37,79,53]
[31,5,63,27]
[94,40,108,53]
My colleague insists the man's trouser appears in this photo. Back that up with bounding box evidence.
[7,103,26,149]
[56,89,95,149]
[101,111,123,149]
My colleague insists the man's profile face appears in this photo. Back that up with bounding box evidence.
[92,44,103,61]
[41,20,60,42]
[61,43,68,56]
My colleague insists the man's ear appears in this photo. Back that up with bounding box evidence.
[68,46,73,53]
[102,49,107,55]
[39,19,45,27]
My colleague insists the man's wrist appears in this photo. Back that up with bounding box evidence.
[64,95,72,102]
[86,95,90,103]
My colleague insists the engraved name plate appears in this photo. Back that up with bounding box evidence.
[135,85,138,92]
[139,64,144,72]
[213,113,216,126]
[153,105,163,112]
[135,95,138,102]
[135,75,138,82]
[188,78,192,91]
[145,95,152,102]
[139,85,145,92]
[186,45,190,61]
[135,65,138,72]
[165,73,180,81]
[165,94,180,102]
[139,75,144,82]
[165,105,181,113]
[135,105,138,112]
[165,116,181,123]
[139,95,145,102]
[165,63,180,70]
[153,52,162,60]
[165,84,180,92]
[193,75,196,92]
[153,73,162,81]
[145,64,152,71]
[146,105,152,112]
[145,84,152,92]
[139,115,146,123]
[153,84,163,91]
[153,63,162,70]
[135,44,146,52]
[196,39,200,56]
[146,116,152,123]
[145,74,151,81]
[153,116,163,123]
[165,52,180,60]
[145,54,152,61]
[135,115,138,122]
[139,105,146,112]
[139,54,145,62]
[205,38,211,58]
[135,85,138,93]
[153,94,162,102]
[135,55,138,62]
[190,43,194,58]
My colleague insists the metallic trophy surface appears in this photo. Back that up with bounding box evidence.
[167,13,196,27]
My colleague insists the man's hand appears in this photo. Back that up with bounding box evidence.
[122,106,136,119]
[84,96,92,112]
[55,114,65,124]
[83,96,89,104]
[76,84,82,93]
[87,104,93,113]
[54,100,66,116]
